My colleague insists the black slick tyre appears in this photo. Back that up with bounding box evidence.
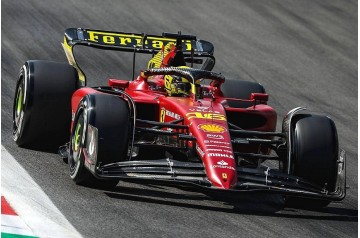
[286,114,339,208]
[68,93,130,189]
[221,79,265,108]
[13,60,78,149]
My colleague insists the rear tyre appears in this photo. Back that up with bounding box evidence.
[13,60,78,149]
[221,79,265,108]
[68,94,130,188]
[285,114,338,208]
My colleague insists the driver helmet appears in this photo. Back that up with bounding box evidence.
[164,74,191,96]
[164,66,201,97]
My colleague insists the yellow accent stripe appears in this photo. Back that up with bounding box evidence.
[62,37,85,83]
[147,42,174,69]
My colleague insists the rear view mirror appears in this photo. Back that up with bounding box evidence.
[250,93,269,102]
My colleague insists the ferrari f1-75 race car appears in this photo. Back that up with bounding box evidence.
[13,28,346,208]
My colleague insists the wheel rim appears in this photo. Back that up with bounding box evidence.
[13,79,25,140]
[73,120,83,161]
[15,87,23,120]
[69,110,86,174]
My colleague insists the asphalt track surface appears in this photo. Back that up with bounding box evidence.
[2,0,358,237]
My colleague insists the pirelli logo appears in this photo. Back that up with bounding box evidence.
[85,30,194,50]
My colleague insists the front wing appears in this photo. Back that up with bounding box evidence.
[94,149,346,201]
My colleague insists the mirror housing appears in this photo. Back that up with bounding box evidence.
[251,93,269,102]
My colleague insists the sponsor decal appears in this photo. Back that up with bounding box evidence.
[211,165,236,171]
[217,160,228,166]
[207,148,223,152]
[206,145,232,149]
[86,30,193,50]
[193,106,209,110]
[196,144,205,158]
[206,134,224,140]
[186,112,226,121]
[198,124,227,133]
[207,149,233,154]
[208,140,230,145]
[160,107,180,122]
[160,108,166,122]
[166,110,180,120]
[209,153,234,159]
[204,140,230,145]
[188,107,220,113]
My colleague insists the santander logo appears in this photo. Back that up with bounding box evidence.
[217,160,228,166]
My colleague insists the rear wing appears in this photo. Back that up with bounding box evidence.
[62,28,215,85]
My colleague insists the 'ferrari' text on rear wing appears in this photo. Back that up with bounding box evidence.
[64,28,214,54]
[62,28,215,86]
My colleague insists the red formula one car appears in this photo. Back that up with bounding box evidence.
[13,28,346,208]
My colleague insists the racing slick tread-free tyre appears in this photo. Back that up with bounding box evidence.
[13,60,78,149]
[221,79,265,108]
[68,94,130,189]
[286,114,339,208]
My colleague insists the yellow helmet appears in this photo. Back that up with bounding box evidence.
[164,66,191,96]
[164,66,202,97]
[164,74,191,96]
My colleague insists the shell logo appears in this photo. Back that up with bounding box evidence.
[198,124,227,133]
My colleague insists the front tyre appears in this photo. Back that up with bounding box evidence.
[286,114,339,208]
[68,94,130,188]
[69,107,89,184]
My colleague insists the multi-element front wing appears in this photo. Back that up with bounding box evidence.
[95,149,346,201]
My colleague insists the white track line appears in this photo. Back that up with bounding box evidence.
[1,145,83,238]
[2,214,36,236]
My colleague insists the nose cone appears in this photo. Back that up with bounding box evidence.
[181,101,238,189]
[191,122,238,189]
[207,161,237,189]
